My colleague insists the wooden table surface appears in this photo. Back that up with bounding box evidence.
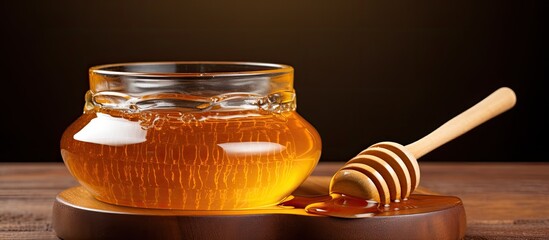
[1,162,548,240]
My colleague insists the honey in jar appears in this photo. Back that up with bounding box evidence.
[60,62,322,210]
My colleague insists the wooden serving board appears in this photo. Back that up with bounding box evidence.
[52,176,466,240]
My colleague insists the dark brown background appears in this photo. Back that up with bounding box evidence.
[2,0,544,163]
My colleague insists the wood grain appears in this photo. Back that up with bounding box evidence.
[1,162,548,239]
[0,163,77,240]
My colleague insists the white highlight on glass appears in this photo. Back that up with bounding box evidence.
[218,142,286,155]
[73,113,147,146]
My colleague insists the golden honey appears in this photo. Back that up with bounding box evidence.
[60,62,322,210]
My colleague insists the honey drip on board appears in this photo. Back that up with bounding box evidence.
[61,109,321,210]
[281,194,379,218]
[281,193,457,218]
[306,194,380,218]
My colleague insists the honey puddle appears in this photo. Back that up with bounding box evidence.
[281,193,460,218]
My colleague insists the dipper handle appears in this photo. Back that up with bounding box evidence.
[405,87,516,159]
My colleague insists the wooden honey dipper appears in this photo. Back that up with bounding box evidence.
[329,87,517,205]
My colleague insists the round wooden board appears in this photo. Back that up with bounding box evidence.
[52,177,466,240]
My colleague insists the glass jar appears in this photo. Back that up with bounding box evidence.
[60,61,322,210]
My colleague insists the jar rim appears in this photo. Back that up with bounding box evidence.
[89,61,293,78]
